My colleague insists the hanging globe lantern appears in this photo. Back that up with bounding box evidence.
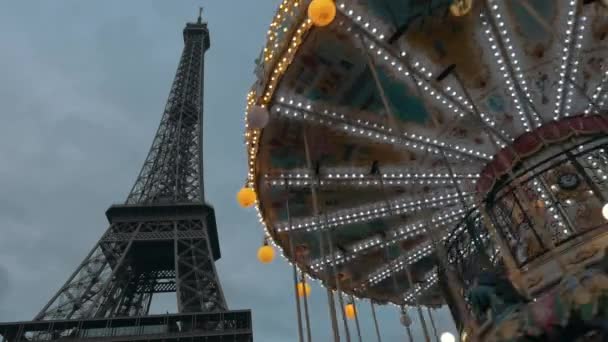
[602,202,608,220]
[257,244,275,264]
[344,303,356,319]
[308,0,336,27]
[297,282,311,297]
[247,105,270,129]
[440,332,456,342]
[450,0,473,17]
[237,187,257,208]
[400,312,412,327]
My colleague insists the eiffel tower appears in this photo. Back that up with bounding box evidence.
[0,10,253,342]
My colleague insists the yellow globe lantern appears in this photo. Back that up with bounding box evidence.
[237,187,257,208]
[308,0,336,27]
[257,245,275,264]
[344,303,356,319]
[297,282,311,297]
[450,0,473,17]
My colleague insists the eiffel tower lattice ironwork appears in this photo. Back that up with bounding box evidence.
[0,11,252,342]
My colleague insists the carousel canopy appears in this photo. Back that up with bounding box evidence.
[243,0,608,306]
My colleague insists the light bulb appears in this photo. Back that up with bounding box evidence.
[602,202,608,220]
[441,332,456,342]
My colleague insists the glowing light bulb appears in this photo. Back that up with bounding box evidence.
[441,332,456,342]
[602,203,608,220]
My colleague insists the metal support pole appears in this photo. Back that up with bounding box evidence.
[427,307,440,342]
[301,271,313,342]
[404,267,431,342]
[327,231,352,342]
[370,300,383,342]
[288,221,305,342]
[406,325,414,342]
[328,288,343,342]
[332,292,350,342]
[303,130,341,342]
[350,296,363,342]
[291,263,305,342]
[377,170,432,342]
[286,184,305,342]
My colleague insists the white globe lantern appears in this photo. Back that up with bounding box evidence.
[247,105,270,129]
[440,332,456,342]
[602,202,608,220]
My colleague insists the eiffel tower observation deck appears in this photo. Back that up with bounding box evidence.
[0,9,253,342]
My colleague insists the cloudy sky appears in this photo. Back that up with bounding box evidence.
[0,1,456,340]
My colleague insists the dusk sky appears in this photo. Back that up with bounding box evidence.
[0,1,456,340]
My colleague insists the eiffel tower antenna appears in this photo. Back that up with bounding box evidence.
[198,6,203,23]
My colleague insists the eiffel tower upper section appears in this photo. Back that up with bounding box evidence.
[126,12,211,206]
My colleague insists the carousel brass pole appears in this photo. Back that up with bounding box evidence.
[303,130,341,342]
[286,186,305,342]
[370,300,383,342]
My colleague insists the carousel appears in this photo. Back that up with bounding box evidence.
[238,0,608,341]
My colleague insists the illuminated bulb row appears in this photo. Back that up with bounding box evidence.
[366,244,434,287]
[404,270,438,302]
[310,208,466,271]
[447,234,491,264]
[245,13,312,184]
[481,4,538,132]
[554,1,586,119]
[275,191,473,232]
[263,0,302,64]
[266,171,477,188]
[359,33,494,133]
[584,70,608,115]
[343,2,512,148]
[336,2,388,42]
[336,1,508,141]
[269,178,466,188]
[580,151,608,183]
[533,179,568,236]
[267,170,479,180]
[445,212,481,246]
[274,102,487,161]
[560,4,586,116]
[485,0,536,113]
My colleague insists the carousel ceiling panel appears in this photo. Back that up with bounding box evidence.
[245,0,608,307]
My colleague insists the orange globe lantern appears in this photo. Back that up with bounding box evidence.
[308,0,336,27]
[237,187,257,208]
[257,245,275,264]
[345,303,356,319]
[297,282,311,297]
